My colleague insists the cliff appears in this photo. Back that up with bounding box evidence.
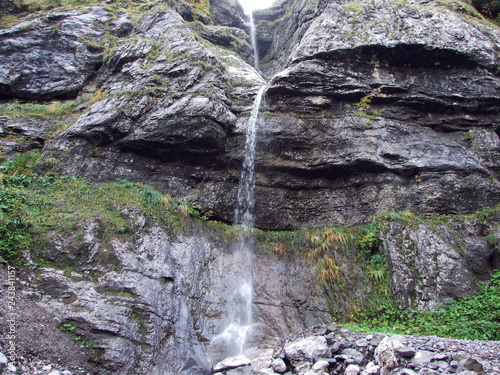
[0,0,500,373]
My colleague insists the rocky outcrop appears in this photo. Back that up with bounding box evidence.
[0,7,121,99]
[1,0,500,373]
[381,215,500,310]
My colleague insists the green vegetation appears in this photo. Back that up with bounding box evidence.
[346,89,385,125]
[0,150,213,266]
[186,0,210,21]
[342,0,362,16]
[0,101,79,117]
[59,322,76,332]
[347,270,500,340]
[256,208,499,341]
[0,14,20,29]
[472,0,500,18]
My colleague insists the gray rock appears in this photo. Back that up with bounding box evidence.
[411,351,435,367]
[340,348,364,365]
[375,336,403,374]
[0,8,115,99]
[284,336,330,364]
[398,369,418,375]
[397,346,416,359]
[417,370,440,375]
[271,358,288,373]
[381,221,491,310]
[308,360,329,374]
[355,338,369,348]
[370,334,386,347]
[361,363,381,375]
[345,364,361,375]
[456,357,484,373]
[214,355,251,372]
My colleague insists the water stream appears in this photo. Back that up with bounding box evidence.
[249,12,259,71]
[210,12,267,359]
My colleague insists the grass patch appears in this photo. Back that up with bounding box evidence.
[346,270,500,341]
[0,150,215,266]
[0,100,80,117]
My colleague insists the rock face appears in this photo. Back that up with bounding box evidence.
[1,0,500,373]
[0,0,498,231]
[0,7,118,99]
[381,216,499,310]
[0,214,332,374]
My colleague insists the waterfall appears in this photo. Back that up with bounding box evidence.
[210,11,266,361]
[211,85,267,358]
[249,12,259,70]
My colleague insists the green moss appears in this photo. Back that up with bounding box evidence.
[96,287,135,298]
[0,14,20,29]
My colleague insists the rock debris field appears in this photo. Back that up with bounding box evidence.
[213,325,500,375]
[0,324,500,374]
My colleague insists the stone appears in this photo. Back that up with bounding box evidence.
[48,371,62,375]
[214,355,252,372]
[411,351,435,367]
[398,369,418,375]
[417,370,440,375]
[375,336,403,375]
[271,358,287,374]
[361,363,380,375]
[251,356,273,371]
[432,353,447,361]
[370,334,386,347]
[340,349,364,365]
[355,339,369,348]
[307,360,329,375]
[345,364,361,375]
[0,8,114,100]
[284,336,330,363]
[456,357,484,373]
[397,346,416,359]
[331,342,342,354]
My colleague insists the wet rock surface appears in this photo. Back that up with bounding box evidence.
[214,325,500,375]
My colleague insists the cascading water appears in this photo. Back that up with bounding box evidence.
[212,85,267,358]
[249,12,259,71]
[210,12,267,359]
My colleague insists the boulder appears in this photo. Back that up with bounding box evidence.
[284,336,330,364]
[214,355,252,372]
[375,336,403,375]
